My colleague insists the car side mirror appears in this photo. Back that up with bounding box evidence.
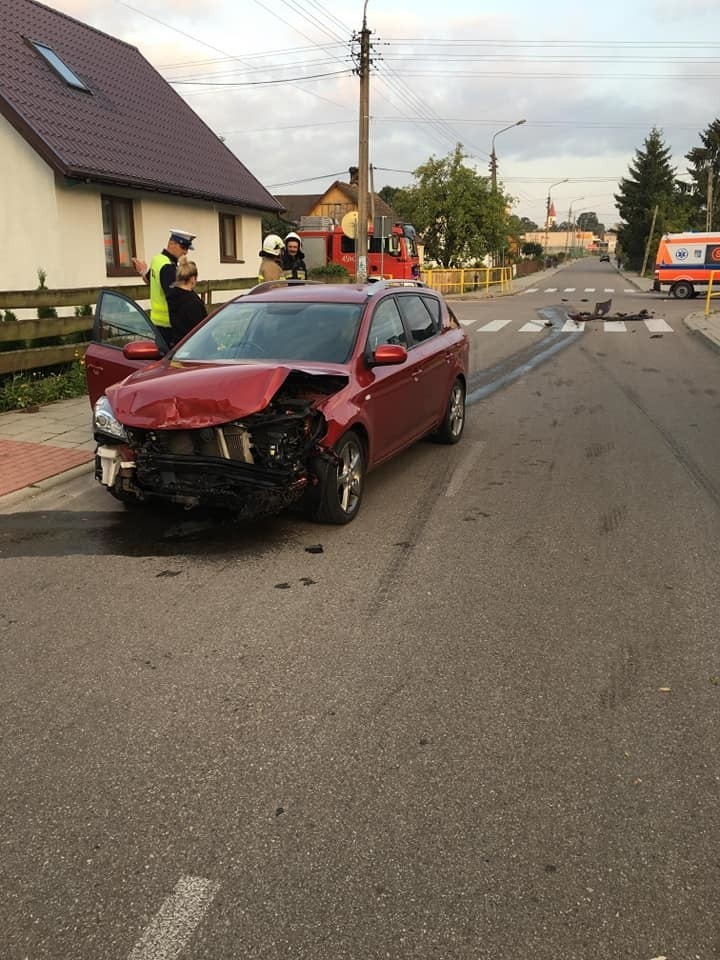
[370,343,407,366]
[123,340,163,360]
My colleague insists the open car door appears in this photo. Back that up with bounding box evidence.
[84,290,166,406]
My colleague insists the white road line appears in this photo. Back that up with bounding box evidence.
[457,315,477,326]
[128,876,220,960]
[477,317,513,332]
[445,441,486,497]
[584,287,595,292]
[544,287,558,293]
[604,320,627,332]
[623,289,636,293]
[644,317,674,333]
[519,321,545,332]
[523,287,538,294]
[561,319,585,332]
[604,288,615,293]
[563,287,576,292]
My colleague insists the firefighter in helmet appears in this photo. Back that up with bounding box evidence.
[258,234,285,282]
[281,231,308,280]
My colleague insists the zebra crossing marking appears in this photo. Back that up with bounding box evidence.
[644,317,673,333]
[477,317,514,332]
[520,286,647,297]
[475,318,673,335]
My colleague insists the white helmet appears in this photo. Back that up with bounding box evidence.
[262,234,284,255]
[284,231,302,248]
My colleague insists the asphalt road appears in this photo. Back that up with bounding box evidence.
[2,259,720,959]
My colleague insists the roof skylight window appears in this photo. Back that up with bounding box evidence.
[30,40,91,92]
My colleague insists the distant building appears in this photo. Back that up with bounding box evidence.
[276,167,399,228]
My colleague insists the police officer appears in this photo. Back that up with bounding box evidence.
[133,229,196,345]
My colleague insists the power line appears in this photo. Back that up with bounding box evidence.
[268,171,347,188]
[170,70,351,87]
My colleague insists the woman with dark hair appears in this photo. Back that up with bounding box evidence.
[167,256,207,346]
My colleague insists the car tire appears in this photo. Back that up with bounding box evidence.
[431,378,465,444]
[671,281,694,299]
[310,430,366,524]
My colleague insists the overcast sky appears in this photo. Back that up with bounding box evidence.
[43,0,720,228]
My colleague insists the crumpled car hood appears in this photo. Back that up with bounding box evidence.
[107,362,348,429]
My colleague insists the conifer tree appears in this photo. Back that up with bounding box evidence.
[615,128,681,271]
[684,118,720,230]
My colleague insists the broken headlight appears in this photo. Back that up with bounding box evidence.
[93,395,128,441]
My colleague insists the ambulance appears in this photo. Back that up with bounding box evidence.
[653,231,720,298]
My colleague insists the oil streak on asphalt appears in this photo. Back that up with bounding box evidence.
[466,306,579,406]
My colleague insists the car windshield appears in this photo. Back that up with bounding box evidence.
[174,300,364,365]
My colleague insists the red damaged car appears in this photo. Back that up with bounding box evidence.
[84,280,469,524]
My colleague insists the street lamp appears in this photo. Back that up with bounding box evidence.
[490,119,526,192]
[544,178,569,256]
[565,196,584,258]
[573,207,593,257]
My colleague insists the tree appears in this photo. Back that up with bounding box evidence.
[684,118,720,230]
[518,216,538,233]
[576,212,605,236]
[378,185,401,208]
[614,127,683,271]
[389,144,513,267]
[521,242,543,258]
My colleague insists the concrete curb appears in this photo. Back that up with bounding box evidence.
[0,459,94,510]
[682,310,720,355]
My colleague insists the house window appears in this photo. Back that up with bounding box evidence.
[102,196,136,277]
[30,40,91,92]
[219,213,240,262]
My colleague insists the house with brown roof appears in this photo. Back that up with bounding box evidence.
[276,168,399,228]
[0,0,282,292]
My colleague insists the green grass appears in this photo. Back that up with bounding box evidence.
[0,358,88,413]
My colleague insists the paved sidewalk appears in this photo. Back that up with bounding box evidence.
[2,278,720,506]
[0,395,94,501]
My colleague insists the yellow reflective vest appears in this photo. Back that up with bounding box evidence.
[150,252,173,327]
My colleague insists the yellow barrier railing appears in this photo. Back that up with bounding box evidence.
[705,270,720,316]
[421,266,513,296]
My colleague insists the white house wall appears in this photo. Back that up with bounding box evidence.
[0,115,61,291]
[1,113,266,295]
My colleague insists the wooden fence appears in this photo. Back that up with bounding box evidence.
[0,277,256,376]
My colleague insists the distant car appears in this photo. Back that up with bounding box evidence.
[599,254,610,262]
[84,280,469,524]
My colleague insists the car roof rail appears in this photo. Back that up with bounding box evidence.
[245,279,325,296]
[365,278,429,295]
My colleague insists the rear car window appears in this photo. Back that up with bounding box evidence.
[397,294,439,343]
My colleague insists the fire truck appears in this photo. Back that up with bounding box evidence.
[297,216,421,280]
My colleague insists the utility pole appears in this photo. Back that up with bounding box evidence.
[489,152,498,193]
[707,165,714,232]
[641,204,659,277]
[355,3,371,283]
